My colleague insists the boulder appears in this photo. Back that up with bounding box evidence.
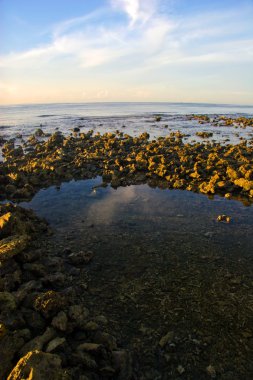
[0,235,29,262]
[51,311,68,331]
[34,291,66,318]
[7,350,65,380]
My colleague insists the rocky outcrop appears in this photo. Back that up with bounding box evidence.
[7,350,65,380]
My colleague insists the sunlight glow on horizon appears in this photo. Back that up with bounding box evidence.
[1,0,253,105]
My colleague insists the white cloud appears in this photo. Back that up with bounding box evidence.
[0,0,253,104]
[110,0,157,25]
[1,0,253,72]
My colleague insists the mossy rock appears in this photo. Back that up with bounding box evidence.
[0,234,29,262]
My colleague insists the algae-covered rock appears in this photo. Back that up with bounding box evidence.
[0,235,29,262]
[0,212,12,235]
[0,291,17,313]
[68,304,90,328]
[34,291,66,318]
[19,327,56,357]
[46,337,66,353]
[51,311,68,331]
[234,178,253,191]
[7,350,64,380]
[0,331,26,379]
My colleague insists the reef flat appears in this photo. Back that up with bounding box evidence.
[0,117,253,204]
[0,116,253,379]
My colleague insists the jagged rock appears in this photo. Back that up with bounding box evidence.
[68,305,89,328]
[0,291,17,313]
[77,342,103,354]
[68,250,94,265]
[94,331,117,350]
[2,309,26,330]
[85,321,99,331]
[15,280,42,304]
[42,272,67,288]
[0,331,26,379]
[51,311,68,331]
[0,235,29,262]
[34,291,66,318]
[217,214,231,223]
[72,351,97,369]
[22,263,46,277]
[112,350,133,379]
[22,309,46,333]
[46,337,66,353]
[7,350,65,380]
[159,331,174,348]
[19,327,56,357]
[34,128,45,137]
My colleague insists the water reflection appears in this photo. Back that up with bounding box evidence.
[21,178,253,259]
[21,179,253,377]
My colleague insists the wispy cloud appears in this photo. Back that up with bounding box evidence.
[1,0,253,104]
[1,0,253,71]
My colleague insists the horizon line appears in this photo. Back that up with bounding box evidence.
[1,100,253,108]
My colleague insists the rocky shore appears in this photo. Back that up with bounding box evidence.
[0,203,133,379]
[0,117,252,204]
[0,116,253,379]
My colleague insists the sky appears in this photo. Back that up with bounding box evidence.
[0,0,253,105]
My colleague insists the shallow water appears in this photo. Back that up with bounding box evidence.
[1,102,253,144]
[21,179,253,378]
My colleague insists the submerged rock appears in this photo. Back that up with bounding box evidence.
[217,214,231,223]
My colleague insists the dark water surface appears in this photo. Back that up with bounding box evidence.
[21,179,253,378]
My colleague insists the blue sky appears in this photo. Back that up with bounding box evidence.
[0,0,253,104]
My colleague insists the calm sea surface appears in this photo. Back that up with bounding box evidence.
[1,102,253,142]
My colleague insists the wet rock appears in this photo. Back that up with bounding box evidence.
[7,350,64,380]
[22,263,46,277]
[34,290,66,318]
[42,272,67,288]
[94,331,117,350]
[85,320,99,331]
[112,350,133,380]
[72,351,97,369]
[0,235,29,262]
[68,250,94,265]
[51,311,68,331]
[34,128,45,137]
[15,280,43,304]
[159,331,174,348]
[206,364,216,378]
[0,322,7,338]
[196,131,213,138]
[217,214,231,223]
[68,304,89,328]
[99,366,116,376]
[94,315,108,325]
[0,331,26,379]
[0,291,17,313]
[46,337,66,353]
[22,309,46,333]
[2,309,26,330]
[77,342,103,354]
[177,364,185,375]
[18,249,42,263]
[19,327,56,357]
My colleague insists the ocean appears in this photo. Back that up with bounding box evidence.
[1,102,253,142]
